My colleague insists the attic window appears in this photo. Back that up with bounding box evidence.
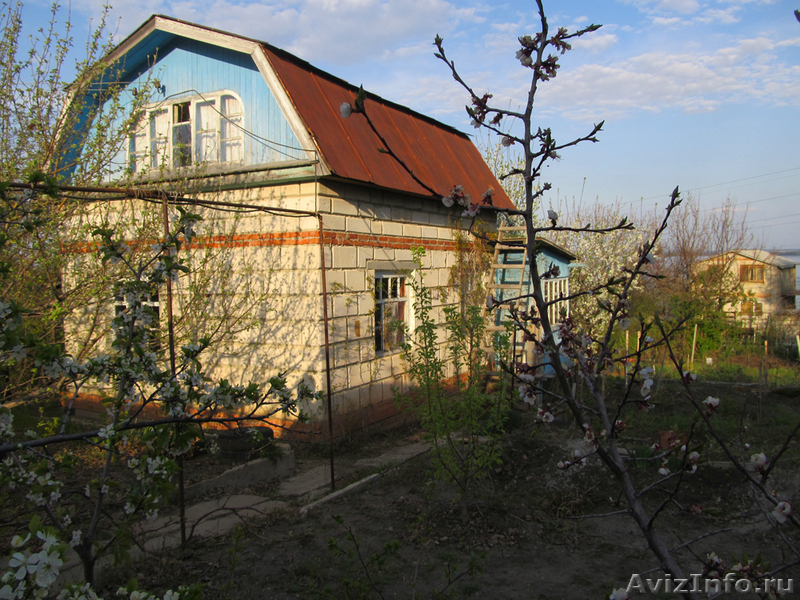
[740,265,764,283]
[130,91,244,173]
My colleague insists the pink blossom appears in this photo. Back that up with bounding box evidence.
[703,396,720,413]
[441,195,455,208]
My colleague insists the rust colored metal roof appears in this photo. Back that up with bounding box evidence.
[262,45,515,211]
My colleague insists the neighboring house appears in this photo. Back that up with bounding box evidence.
[64,15,514,435]
[699,250,799,330]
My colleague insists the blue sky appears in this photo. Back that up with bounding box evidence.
[23,0,800,249]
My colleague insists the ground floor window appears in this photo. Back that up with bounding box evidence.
[374,272,406,353]
[115,290,161,351]
[740,301,763,317]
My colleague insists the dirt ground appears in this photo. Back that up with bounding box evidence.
[93,411,800,600]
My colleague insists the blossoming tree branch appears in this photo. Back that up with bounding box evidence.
[341,1,799,598]
[0,179,315,599]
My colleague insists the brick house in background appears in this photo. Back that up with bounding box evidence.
[65,15,514,436]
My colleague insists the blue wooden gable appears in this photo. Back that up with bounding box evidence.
[72,20,311,182]
[130,38,305,166]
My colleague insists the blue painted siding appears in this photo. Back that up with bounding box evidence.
[99,37,305,179]
[492,246,573,342]
[494,247,573,291]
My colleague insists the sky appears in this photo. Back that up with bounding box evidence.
[19,0,800,249]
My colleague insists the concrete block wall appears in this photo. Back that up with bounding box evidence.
[316,180,492,431]
[62,177,494,435]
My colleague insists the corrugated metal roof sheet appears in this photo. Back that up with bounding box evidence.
[703,250,798,269]
[261,45,516,211]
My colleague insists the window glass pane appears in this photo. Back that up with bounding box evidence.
[129,127,147,173]
[149,108,168,169]
[173,123,192,167]
[374,305,383,351]
[374,274,407,353]
[195,101,218,163]
[221,95,242,117]
[173,102,190,123]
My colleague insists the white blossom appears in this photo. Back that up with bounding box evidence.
[773,501,793,524]
[750,452,768,470]
[609,589,629,600]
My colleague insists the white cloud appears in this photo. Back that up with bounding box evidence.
[623,0,700,15]
[694,8,741,24]
[536,35,800,120]
[72,0,484,65]
[651,16,684,26]
[573,33,618,53]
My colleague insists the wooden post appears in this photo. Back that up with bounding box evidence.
[690,323,698,368]
[161,194,184,546]
[625,330,629,377]
[795,334,800,361]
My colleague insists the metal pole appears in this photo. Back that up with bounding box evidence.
[317,216,335,492]
[161,194,185,545]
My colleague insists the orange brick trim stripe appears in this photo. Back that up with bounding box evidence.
[64,231,457,254]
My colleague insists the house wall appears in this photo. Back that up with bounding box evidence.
[316,180,486,432]
[728,257,796,329]
[63,176,491,435]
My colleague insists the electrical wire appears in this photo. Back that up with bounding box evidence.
[140,89,317,162]
[638,166,800,203]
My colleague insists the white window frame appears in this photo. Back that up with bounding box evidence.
[114,289,161,351]
[374,271,409,354]
[542,277,570,324]
[129,90,244,174]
